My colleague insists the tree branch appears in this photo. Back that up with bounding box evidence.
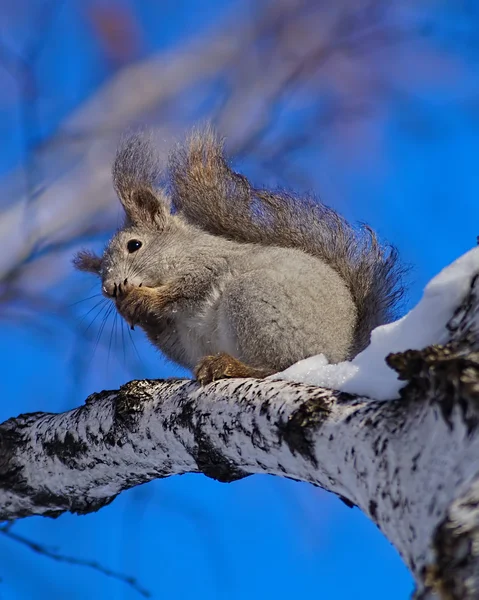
[1,255,479,599]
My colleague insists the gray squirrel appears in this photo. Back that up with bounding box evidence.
[74,128,404,384]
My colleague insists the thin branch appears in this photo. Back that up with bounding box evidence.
[0,526,150,597]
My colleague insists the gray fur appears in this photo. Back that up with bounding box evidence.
[74,129,405,375]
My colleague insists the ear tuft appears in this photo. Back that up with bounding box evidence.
[113,130,170,226]
[73,250,102,275]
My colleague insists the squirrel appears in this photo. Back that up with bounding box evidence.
[73,128,405,384]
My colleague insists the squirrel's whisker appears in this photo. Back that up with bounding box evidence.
[120,314,127,368]
[92,304,116,359]
[83,302,111,337]
[127,323,142,364]
[78,298,108,328]
[68,293,103,308]
[107,310,117,371]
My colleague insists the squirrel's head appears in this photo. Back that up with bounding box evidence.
[73,131,181,298]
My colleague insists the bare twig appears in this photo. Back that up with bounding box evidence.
[0,525,150,597]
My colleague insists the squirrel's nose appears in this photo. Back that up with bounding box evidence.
[102,281,116,298]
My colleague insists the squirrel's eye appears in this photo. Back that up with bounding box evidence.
[127,239,142,253]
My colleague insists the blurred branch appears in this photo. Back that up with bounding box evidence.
[0,0,472,315]
[0,0,64,208]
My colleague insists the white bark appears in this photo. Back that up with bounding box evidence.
[1,265,479,599]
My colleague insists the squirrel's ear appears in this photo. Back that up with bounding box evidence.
[112,131,170,227]
[73,250,102,275]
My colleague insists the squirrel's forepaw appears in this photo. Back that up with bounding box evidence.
[114,279,147,328]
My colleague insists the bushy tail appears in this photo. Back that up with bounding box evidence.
[168,128,406,356]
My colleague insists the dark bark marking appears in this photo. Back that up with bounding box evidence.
[339,495,355,509]
[160,385,250,482]
[43,432,89,467]
[193,435,249,483]
[278,395,332,466]
[425,478,479,600]
[388,345,479,434]
[369,499,378,521]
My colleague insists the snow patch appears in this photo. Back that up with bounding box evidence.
[272,247,479,400]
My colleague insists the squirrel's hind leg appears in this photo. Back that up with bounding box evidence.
[195,353,274,385]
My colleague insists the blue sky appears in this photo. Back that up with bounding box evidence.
[1,2,479,599]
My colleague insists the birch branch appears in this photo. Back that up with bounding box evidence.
[1,257,479,599]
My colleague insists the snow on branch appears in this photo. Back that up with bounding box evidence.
[1,248,479,599]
